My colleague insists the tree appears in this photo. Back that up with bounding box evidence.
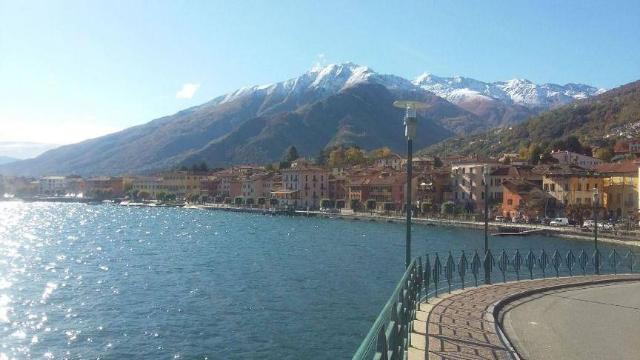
[345,147,366,166]
[369,147,392,159]
[328,148,345,168]
[550,139,566,151]
[138,191,151,200]
[265,163,276,172]
[282,146,299,163]
[518,146,529,160]
[433,157,443,168]
[594,147,613,162]
[441,201,455,215]
[350,199,361,211]
[198,162,209,172]
[179,165,189,171]
[156,191,168,202]
[528,144,543,165]
[565,136,583,154]
[127,189,139,200]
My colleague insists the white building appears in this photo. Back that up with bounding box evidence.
[451,160,500,213]
[38,176,67,195]
[374,154,406,171]
[550,150,603,169]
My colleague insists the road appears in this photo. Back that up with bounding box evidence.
[501,281,640,360]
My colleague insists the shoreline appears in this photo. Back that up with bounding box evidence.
[196,204,640,248]
[8,200,640,248]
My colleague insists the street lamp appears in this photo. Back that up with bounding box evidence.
[394,100,429,268]
[483,164,490,284]
[592,188,600,275]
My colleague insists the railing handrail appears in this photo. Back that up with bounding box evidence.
[353,246,639,360]
[352,258,419,360]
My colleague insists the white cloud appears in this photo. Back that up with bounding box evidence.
[311,53,327,71]
[176,83,200,99]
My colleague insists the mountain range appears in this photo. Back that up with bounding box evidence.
[420,80,640,157]
[0,63,604,177]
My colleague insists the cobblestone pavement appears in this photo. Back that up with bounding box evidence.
[408,274,640,360]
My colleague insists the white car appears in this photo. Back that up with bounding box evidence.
[550,217,569,226]
[583,220,596,228]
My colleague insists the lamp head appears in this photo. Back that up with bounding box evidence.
[393,101,429,140]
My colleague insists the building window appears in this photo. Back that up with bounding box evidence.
[507,199,513,205]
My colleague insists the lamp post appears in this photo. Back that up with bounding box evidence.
[483,164,490,284]
[592,188,600,275]
[394,100,428,268]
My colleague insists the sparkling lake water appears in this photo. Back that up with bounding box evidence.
[0,202,612,359]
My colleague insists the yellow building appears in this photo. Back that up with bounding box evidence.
[539,164,604,207]
[161,171,206,200]
[596,161,638,220]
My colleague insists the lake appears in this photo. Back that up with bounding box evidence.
[0,202,609,359]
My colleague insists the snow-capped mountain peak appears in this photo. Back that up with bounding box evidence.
[213,63,603,113]
[414,73,604,108]
[215,62,415,106]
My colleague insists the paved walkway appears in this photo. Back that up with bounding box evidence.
[501,281,640,360]
[408,274,640,360]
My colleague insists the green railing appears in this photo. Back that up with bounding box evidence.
[353,246,640,360]
[352,258,423,360]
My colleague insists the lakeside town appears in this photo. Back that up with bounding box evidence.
[2,140,639,230]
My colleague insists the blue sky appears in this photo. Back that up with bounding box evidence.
[1,0,639,144]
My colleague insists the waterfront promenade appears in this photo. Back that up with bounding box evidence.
[408,274,640,360]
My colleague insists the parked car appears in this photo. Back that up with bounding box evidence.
[494,215,505,222]
[599,222,614,230]
[583,219,595,228]
[549,217,570,226]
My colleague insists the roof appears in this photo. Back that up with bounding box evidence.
[532,164,596,177]
[502,179,552,199]
[594,160,639,174]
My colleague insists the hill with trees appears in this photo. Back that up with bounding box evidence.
[420,80,640,160]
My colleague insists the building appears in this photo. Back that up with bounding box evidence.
[38,176,67,195]
[85,176,125,199]
[550,150,603,169]
[328,173,348,207]
[414,168,452,213]
[501,179,556,220]
[131,176,163,199]
[280,162,329,209]
[367,171,408,211]
[595,161,638,220]
[486,165,541,204]
[538,164,604,208]
[374,153,405,171]
[160,171,205,200]
[450,158,500,213]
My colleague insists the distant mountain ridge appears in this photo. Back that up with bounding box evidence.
[0,63,603,177]
[413,73,604,108]
[0,156,19,165]
[420,80,640,157]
